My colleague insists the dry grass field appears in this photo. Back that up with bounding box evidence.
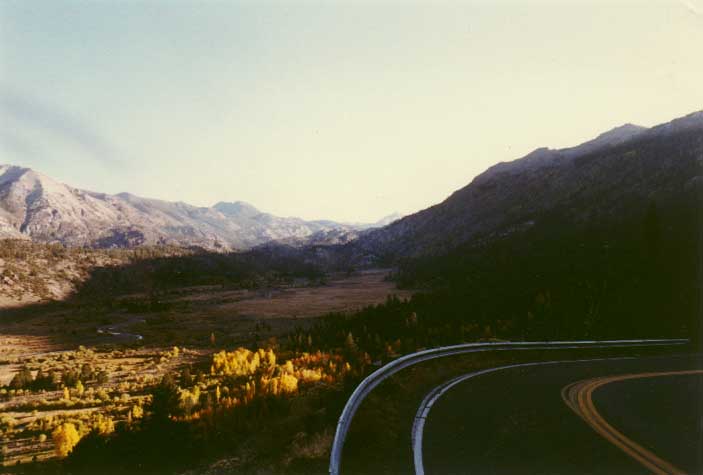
[1,268,411,348]
[167,269,411,318]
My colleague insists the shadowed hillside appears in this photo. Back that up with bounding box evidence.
[351,110,703,262]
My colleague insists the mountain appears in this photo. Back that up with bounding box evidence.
[212,201,262,219]
[372,212,404,227]
[0,166,384,250]
[3,110,700,256]
[350,110,703,261]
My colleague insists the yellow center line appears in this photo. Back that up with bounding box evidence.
[561,369,703,475]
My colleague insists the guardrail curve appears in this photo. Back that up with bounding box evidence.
[329,338,689,475]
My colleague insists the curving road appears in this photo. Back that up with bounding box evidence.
[415,354,702,475]
[332,339,688,475]
[97,317,145,341]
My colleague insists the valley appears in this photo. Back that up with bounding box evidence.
[2,1,702,472]
[0,109,700,474]
[0,255,411,470]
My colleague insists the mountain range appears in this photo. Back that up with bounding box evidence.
[1,110,701,258]
[349,110,702,262]
[0,165,400,250]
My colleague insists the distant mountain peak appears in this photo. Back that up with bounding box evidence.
[602,122,646,134]
[580,123,647,149]
[474,121,649,186]
[374,212,404,227]
[213,201,261,218]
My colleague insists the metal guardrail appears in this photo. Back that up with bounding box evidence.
[329,338,689,475]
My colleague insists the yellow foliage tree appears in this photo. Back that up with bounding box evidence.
[211,348,277,377]
[52,423,81,458]
[179,386,201,416]
[201,345,352,419]
[261,348,276,372]
[279,374,298,394]
[131,404,144,419]
[261,373,298,396]
[93,414,115,435]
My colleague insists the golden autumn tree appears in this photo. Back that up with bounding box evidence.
[179,386,201,416]
[92,414,115,435]
[279,374,298,394]
[131,404,144,420]
[52,423,81,457]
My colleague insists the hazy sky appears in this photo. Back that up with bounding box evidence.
[1,0,702,222]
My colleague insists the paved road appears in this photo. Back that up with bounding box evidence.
[419,354,702,475]
[587,370,703,474]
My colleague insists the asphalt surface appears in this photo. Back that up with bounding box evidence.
[593,370,703,474]
[420,354,702,475]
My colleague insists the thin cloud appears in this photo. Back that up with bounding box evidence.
[0,88,125,166]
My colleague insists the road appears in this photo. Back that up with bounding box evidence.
[418,354,702,475]
[574,369,703,474]
[97,317,145,341]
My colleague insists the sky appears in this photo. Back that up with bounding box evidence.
[1,0,702,222]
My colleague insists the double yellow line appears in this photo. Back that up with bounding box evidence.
[562,369,703,475]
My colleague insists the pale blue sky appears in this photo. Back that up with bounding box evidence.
[1,0,702,222]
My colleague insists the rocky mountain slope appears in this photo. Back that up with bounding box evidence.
[0,166,392,250]
[350,110,703,261]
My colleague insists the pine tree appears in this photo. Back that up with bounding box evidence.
[644,201,661,257]
[9,367,33,389]
[345,332,357,353]
[150,374,180,422]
